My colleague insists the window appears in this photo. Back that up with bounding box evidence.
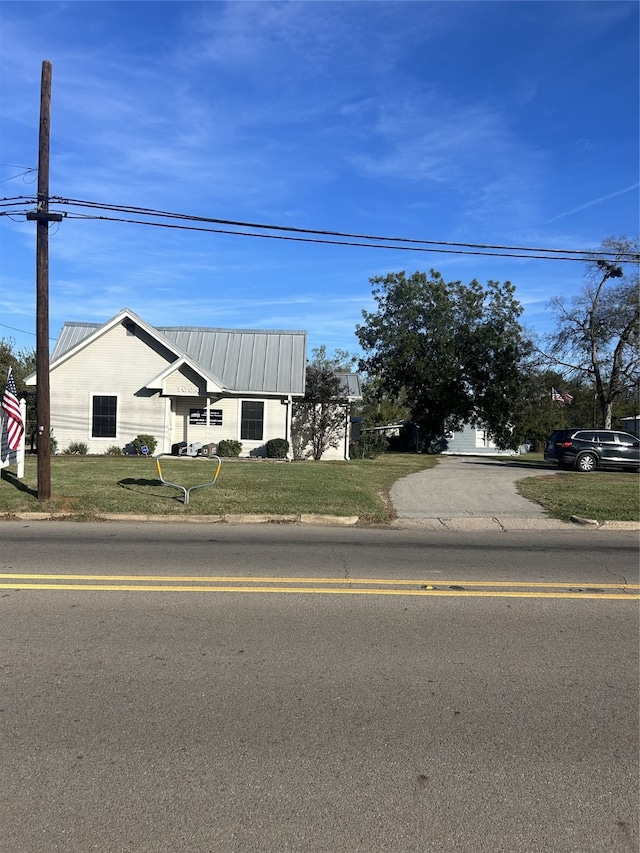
[615,432,639,447]
[241,401,264,441]
[475,430,488,448]
[92,395,117,438]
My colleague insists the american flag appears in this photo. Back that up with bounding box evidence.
[2,368,24,451]
[551,387,574,405]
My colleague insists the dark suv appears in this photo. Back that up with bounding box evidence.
[544,429,640,472]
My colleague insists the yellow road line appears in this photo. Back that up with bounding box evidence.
[0,573,638,589]
[0,582,637,599]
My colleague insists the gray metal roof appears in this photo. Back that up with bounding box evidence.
[336,371,363,399]
[51,322,101,360]
[158,326,307,395]
[51,314,308,395]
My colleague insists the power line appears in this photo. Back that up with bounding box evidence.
[0,196,38,207]
[0,168,37,185]
[52,196,640,261]
[5,192,640,263]
[63,210,625,262]
[0,322,54,341]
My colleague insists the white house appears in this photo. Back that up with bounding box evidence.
[25,308,359,460]
[362,421,522,455]
[438,423,519,455]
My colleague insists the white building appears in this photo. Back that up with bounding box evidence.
[25,309,360,460]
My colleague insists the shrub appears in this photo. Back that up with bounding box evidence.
[106,445,123,456]
[266,438,289,458]
[64,441,88,455]
[131,434,157,456]
[350,432,389,459]
[217,439,242,457]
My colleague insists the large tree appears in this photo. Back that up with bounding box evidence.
[356,270,531,449]
[542,237,639,429]
[357,374,411,429]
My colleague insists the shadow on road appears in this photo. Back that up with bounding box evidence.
[451,457,557,471]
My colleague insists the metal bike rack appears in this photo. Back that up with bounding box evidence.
[154,453,222,505]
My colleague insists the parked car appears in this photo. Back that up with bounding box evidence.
[544,429,640,472]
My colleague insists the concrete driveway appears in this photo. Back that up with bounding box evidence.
[390,455,565,530]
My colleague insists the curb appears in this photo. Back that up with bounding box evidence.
[391,516,640,531]
[2,512,638,530]
[1,511,361,527]
[570,515,600,527]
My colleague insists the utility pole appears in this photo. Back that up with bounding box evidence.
[27,60,62,502]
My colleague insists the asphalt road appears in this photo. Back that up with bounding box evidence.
[0,523,638,853]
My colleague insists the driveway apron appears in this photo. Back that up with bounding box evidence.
[390,456,559,526]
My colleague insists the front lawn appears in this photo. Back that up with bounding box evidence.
[501,453,639,522]
[0,453,438,522]
[1,452,637,524]
[516,469,639,522]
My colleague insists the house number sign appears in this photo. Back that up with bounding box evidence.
[178,384,198,394]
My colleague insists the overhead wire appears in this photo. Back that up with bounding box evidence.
[2,193,639,263]
[61,210,626,261]
[51,196,640,261]
[0,167,37,184]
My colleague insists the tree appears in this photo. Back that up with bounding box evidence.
[356,270,531,449]
[357,374,411,429]
[543,236,639,429]
[0,338,36,437]
[291,346,352,460]
[507,366,582,451]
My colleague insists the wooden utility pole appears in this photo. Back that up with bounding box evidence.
[27,60,62,501]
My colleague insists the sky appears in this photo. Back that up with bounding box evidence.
[0,0,638,361]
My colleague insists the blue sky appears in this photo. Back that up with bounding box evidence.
[1,0,638,360]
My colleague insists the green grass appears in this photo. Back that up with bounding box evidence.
[507,453,639,523]
[1,452,637,523]
[0,453,438,522]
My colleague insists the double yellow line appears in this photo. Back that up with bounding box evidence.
[0,574,638,599]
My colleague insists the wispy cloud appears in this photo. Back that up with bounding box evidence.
[1,1,638,359]
[545,184,640,224]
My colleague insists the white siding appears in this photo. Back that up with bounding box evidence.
[442,424,514,456]
[172,397,289,457]
[173,398,239,447]
[50,323,171,454]
[164,366,206,396]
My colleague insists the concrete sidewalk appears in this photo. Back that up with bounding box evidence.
[390,455,572,530]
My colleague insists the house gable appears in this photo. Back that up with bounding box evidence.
[146,358,227,397]
[26,309,307,398]
[25,308,184,385]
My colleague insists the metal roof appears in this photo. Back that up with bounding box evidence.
[158,326,307,395]
[51,322,101,360]
[50,314,308,395]
[336,371,363,399]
